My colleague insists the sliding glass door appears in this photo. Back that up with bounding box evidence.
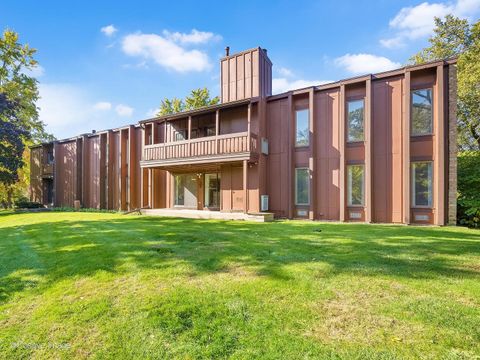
[204,173,221,209]
[174,174,198,208]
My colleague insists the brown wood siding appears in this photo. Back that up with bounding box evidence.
[55,141,77,207]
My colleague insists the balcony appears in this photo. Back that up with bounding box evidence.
[41,163,54,177]
[141,132,258,167]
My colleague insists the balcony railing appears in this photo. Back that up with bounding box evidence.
[143,132,258,163]
[42,163,54,176]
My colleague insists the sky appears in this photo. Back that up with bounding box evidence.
[2,0,480,139]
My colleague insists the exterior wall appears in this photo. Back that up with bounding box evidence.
[30,147,43,203]
[30,51,454,225]
[220,47,272,103]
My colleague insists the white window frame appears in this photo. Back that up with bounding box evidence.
[295,168,310,206]
[411,161,433,208]
[347,164,365,207]
[295,109,310,147]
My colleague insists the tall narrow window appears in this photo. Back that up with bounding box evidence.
[295,168,310,205]
[412,162,432,207]
[295,109,309,146]
[347,99,364,142]
[347,165,364,206]
[411,88,433,135]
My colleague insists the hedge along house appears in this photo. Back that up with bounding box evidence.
[30,47,457,225]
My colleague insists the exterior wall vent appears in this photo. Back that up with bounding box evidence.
[349,211,362,219]
[260,195,269,211]
[261,138,269,155]
[414,214,430,221]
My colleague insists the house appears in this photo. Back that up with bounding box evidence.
[30,46,457,225]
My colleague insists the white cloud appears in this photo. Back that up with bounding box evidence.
[93,101,112,110]
[380,0,480,47]
[277,67,294,77]
[145,108,160,118]
[335,53,401,75]
[272,78,332,94]
[115,104,134,117]
[122,32,211,72]
[163,29,221,44]
[22,64,45,78]
[38,83,134,138]
[101,24,118,37]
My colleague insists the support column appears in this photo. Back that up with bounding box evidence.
[447,64,458,225]
[402,71,411,224]
[309,88,316,220]
[287,94,294,219]
[148,168,153,208]
[365,78,373,223]
[128,126,136,210]
[339,84,346,222]
[247,103,251,151]
[243,160,248,213]
[215,110,220,154]
[187,116,192,157]
[434,65,445,225]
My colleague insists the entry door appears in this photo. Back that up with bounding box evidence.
[204,173,221,210]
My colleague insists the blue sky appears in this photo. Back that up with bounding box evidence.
[2,0,479,139]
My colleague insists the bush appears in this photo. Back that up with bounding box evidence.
[457,151,480,228]
[14,198,45,209]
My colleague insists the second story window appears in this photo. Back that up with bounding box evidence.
[347,164,364,206]
[175,130,186,141]
[411,88,433,136]
[295,109,309,147]
[347,99,364,142]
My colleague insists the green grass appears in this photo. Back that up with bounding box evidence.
[0,212,479,359]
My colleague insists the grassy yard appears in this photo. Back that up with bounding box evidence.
[0,212,479,359]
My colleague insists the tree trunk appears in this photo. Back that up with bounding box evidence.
[6,185,13,209]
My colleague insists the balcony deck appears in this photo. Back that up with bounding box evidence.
[140,132,258,167]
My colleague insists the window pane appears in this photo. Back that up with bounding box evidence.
[412,89,433,135]
[412,162,432,207]
[295,110,309,146]
[347,165,364,206]
[295,168,310,205]
[347,100,364,142]
[174,175,185,206]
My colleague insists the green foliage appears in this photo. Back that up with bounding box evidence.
[410,15,480,150]
[14,198,43,209]
[457,151,480,228]
[157,87,219,116]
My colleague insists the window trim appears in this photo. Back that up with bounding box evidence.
[295,168,310,206]
[411,87,433,137]
[411,161,433,208]
[346,98,365,143]
[347,164,365,207]
[295,109,310,147]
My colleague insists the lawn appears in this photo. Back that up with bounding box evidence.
[0,212,479,359]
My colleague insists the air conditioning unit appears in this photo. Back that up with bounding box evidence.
[260,195,269,211]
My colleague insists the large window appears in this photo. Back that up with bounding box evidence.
[347,99,364,142]
[411,88,433,135]
[174,174,198,208]
[295,168,310,205]
[347,165,364,206]
[412,162,432,207]
[295,109,309,146]
[204,173,221,208]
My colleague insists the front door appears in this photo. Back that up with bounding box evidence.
[204,173,221,210]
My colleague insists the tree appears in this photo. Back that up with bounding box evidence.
[410,15,480,150]
[0,29,51,207]
[157,87,220,116]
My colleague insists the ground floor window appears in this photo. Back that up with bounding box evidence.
[412,162,432,207]
[205,173,221,208]
[174,174,198,208]
[347,164,364,206]
[295,168,310,205]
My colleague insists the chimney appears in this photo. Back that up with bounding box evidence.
[220,47,272,103]
[92,130,96,134]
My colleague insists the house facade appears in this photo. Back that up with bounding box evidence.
[30,47,457,225]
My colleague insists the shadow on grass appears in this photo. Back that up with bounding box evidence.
[0,213,479,303]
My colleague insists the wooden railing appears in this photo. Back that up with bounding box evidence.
[42,163,54,175]
[143,132,258,162]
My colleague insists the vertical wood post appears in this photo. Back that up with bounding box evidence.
[288,94,294,219]
[247,103,251,151]
[215,110,220,154]
[403,71,411,224]
[148,168,153,208]
[339,84,346,222]
[309,88,316,220]
[435,65,445,225]
[243,159,248,213]
[188,116,192,157]
[365,78,373,223]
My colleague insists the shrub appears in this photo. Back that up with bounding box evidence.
[457,151,480,228]
[14,198,45,209]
